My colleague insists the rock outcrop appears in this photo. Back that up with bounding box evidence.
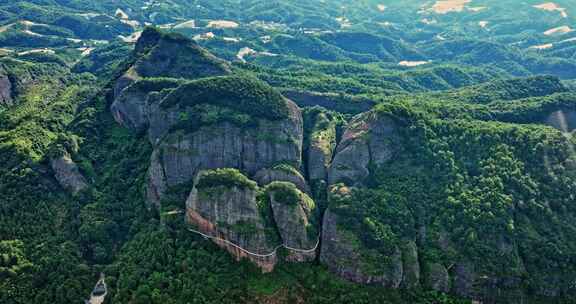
[307,111,337,183]
[426,263,450,293]
[254,166,310,194]
[186,170,279,272]
[328,112,402,186]
[266,182,319,262]
[112,29,317,272]
[111,29,304,207]
[0,73,13,106]
[320,207,404,287]
[50,151,88,194]
[148,99,303,203]
[545,109,576,132]
[185,170,320,271]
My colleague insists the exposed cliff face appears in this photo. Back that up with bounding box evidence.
[148,100,303,203]
[186,170,278,272]
[107,28,576,301]
[185,170,320,271]
[320,207,404,288]
[50,151,88,194]
[111,28,304,208]
[111,30,318,272]
[0,62,56,108]
[0,73,13,106]
[255,166,310,194]
[307,111,337,183]
[266,182,319,262]
[328,112,401,186]
[545,109,576,132]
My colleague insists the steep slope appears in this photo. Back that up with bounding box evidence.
[319,103,576,301]
[106,28,576,302]
[110,28,319,272]
[3,2,576,301]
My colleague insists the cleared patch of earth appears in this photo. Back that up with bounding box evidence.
[335,17,352,28]
[399,60,431,67]
[236,47,278,63]
[193,32,215,41]
[18,49,55,56]
[544,26,572,36]
[529,43,554,50]
[115,8,129,19]
[534,2,568,18]
[118,31,142,43]
[78,47,94,56]
[207,20,239,29]
[174,20,196,29]
[468,6,486,12]
[430,0,471,14]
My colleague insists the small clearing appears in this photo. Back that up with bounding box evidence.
[236,48,277,63]
[207,20,239,29]
[399,60,431,67]
[18,48,55,56]
[115,8,129,20]
[479,21,489,28]
[86,274,107,304]
[223,37,241,43]
[78,47,94,57]
[529,43,554,50]
[559,37,576,44]
[533,3,568,18]
[77,12,102,19]
[336,17,352,28]
[544,26,573,36]
[174,20,196,29]
[0,24,12,33]
[193,32,215,41]
[468,6,487,12]
[118,31,142,43]
[377,4,387,12]
[0,48,13,55]
[236,47,257,62]
[120,19,140,28]
[421,18,438,25]
[430,0,471,14]
[249,21,287,31]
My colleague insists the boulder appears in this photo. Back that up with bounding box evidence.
[50,151,88,194]
[426,263,450,293]
[0,73,12,106]
[401,241,420,289]
[320,207,403,288]
[328,112,401,186]
[307,112,337,182]
[267,182,319,262]
[254,166,310,194]
[545,109,576,132]
[185,170,279,272]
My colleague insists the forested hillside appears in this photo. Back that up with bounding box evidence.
[1,1,576,304]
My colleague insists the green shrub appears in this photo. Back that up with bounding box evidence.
[196,168,257,191]
[266,181,301,206]
[160,76,289,120]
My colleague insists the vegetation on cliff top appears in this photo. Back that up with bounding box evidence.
[161,75,290,120]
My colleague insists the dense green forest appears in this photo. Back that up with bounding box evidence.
[1,1,576,304]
